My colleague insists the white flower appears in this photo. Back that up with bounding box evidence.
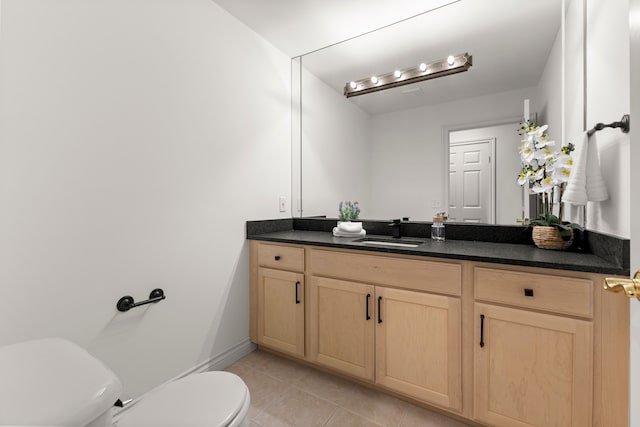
[530,159,540,171]
[518,122,577,223]
[520,144,535,163]
[517,122,574,212]
[531,176,554,194]
[517,170,532,185]
[552,166,572,184]
[533,124,548,135]
[533,147,554,166]
[535,137,555,150]
[533,167,544,181]
[556,153,573,169]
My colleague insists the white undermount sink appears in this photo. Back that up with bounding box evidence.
[352,237,424,248]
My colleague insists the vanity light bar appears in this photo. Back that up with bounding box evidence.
[343,52,473,98]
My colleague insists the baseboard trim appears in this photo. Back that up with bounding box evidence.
[112,337,256,422]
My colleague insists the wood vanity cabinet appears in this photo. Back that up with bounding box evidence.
[308,248,463,412]
[309,276,375,380]
[253,243,305,357]
[375,286,461,410]
[472,267,595,427]
[249,240,629,427]
[473,304,592,427]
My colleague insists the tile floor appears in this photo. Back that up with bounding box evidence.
[224,349,472,427]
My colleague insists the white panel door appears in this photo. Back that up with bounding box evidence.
[449,139,494,223]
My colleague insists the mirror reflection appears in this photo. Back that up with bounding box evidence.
[297,0,565,224]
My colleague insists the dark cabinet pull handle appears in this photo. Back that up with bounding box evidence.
[378,296,383,324]
[275,255,281,261]
[524,288,534,297]
[480,314,485,348]
[295,281,300,304]
[366,293,371,320]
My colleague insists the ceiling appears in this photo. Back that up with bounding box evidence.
[212,0,562,115]
[211,0,459,58]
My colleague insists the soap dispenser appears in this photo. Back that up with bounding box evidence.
[431,213,447,241]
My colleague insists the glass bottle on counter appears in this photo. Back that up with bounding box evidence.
[431,213,446,241]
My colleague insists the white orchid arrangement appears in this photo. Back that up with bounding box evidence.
[517,121,575,240]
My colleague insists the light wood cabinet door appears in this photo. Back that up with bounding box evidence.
[376,287,462,411]
[309,277,375,380]
[257,268,305,357]
[474,303,593,427]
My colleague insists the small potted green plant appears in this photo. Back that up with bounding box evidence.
[338,201,360,222]
[517,121,576,250]
[334,201,364,236]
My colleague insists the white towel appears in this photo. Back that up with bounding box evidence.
[563,131,609,206]
[332,227,366,238]
[338,222,363,233]
[585,134,609,201]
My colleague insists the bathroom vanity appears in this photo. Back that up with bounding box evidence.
[247,219,629,427]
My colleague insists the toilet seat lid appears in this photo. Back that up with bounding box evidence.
[0,338,122,426]
[118,371,249,427]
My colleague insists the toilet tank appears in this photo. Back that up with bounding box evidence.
[0,337,122,426]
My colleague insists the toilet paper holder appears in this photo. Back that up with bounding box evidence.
[117,288,166,312]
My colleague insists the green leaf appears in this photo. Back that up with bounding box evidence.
[556,224,573,241]
[545,214,560,225]
[531,218,549,227]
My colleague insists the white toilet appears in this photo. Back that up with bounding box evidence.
[0,338,250,426]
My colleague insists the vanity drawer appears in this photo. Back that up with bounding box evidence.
[257,243,305,272]
[310,249,461,296]
[474,267,593,318]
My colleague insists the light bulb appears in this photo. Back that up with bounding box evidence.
[419,63,427,72]
[371,76,379,84]
[394,70,402,78]
[349,81,358,90]
[447,55,455,66]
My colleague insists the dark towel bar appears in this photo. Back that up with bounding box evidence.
[587,114,630,136]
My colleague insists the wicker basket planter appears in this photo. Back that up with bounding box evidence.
[532,225,574,250]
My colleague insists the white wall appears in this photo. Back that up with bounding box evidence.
[562,0,587,225]
[368,87,537,221]
[301,67,372,218]
[584,0,631,237]
[564,0,586,146]
[538,17,563,141]
[0,0,291,398]
[450,123,522,224]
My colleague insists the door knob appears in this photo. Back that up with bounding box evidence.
[603,272,640,300]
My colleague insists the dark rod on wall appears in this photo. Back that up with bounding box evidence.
[587,114,630,136]
[117,288,166,312]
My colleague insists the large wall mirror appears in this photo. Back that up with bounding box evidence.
[293,0,584,224]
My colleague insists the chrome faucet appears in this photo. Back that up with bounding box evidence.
[389,219,402,238]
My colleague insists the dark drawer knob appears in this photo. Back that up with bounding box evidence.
[524,288,534,297]
[274,255,281,261]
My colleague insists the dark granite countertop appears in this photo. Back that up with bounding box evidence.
[247,219,629,276]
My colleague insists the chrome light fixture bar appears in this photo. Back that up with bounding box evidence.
[344,52,473,98]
